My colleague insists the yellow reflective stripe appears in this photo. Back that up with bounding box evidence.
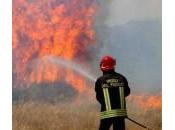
[101,112,127,117]
[119,87,124,109]
[100,109,127,119]
[103,88,109,110]
[100,109,126,115]
[103,87,111,110]
[101,114,126,119]
[106,88,111,110]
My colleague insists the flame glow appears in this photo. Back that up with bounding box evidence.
[128,94,162,111]
[13,0,161,112]
[13,0,97,92]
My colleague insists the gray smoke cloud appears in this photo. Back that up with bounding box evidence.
[101,0,161,26]
[94,0,162,93]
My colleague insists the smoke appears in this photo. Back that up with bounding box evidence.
[13,0,161,103]
[94,0,162,94]
[106,0,161,25]
[12,2,161,129]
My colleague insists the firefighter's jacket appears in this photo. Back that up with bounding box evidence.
[95,71,130,119]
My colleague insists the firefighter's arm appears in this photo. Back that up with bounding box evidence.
[123,77,130,97]
[95,79,102,103]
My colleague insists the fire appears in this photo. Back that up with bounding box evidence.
[13,0,97,92]
[128,94,162,111]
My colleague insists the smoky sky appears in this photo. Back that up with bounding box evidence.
[12,0,162,94]
[105,0,161,25]
[95,0,162,93]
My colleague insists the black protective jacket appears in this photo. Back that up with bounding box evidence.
[95,70,130,119]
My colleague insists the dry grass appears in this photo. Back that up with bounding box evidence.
[13,102,161,130]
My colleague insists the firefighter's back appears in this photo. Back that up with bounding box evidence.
[96,71,130,119]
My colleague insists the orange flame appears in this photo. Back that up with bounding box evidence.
[13,0,97,92]
[128,94,162,111]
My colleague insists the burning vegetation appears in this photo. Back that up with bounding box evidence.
[13,0,161,129]
[128,94,162,111]
[13,0,97,92]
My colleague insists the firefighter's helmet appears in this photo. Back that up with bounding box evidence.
[100,55,116,72]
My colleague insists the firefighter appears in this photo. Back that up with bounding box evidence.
[95,55,130,130]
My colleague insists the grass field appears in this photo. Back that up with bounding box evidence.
[13,100,161,130]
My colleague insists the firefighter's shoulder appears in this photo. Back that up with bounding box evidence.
[114,72,128,80]
[96,74,107,81]
[95,75,109,87]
